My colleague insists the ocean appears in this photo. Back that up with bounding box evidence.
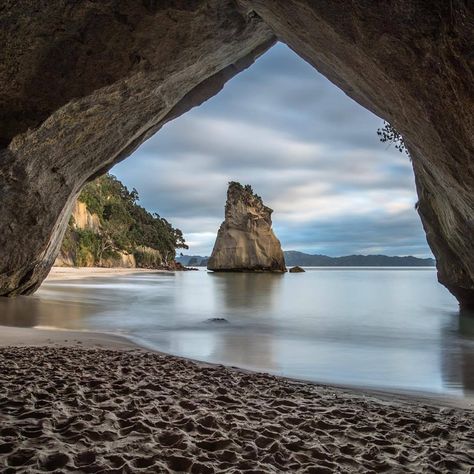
[1,267,473,397]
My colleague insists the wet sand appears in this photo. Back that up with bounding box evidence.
[1,327,473,473]
[46,266,167,281]
[0,325,138,350]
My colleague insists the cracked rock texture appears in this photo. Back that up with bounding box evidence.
[0,1,473,307]
[208,182,286,272]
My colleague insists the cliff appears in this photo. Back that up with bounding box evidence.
[55,201,100,267]
[207,182,286,272]
[56,174,187,269]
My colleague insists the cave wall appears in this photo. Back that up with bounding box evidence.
[1,0,473,306]
[0,0,275,295]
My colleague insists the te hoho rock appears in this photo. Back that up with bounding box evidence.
[207,182,287,273]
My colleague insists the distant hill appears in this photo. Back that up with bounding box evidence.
[176,255,209,267]
[283,251,435,267]
[178,251,435,267]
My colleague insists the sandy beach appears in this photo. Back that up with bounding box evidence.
[46,266,168,282]
[1,326,474,473]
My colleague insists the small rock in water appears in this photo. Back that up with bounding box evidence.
[205,318,229,324]
[289,266,305,273]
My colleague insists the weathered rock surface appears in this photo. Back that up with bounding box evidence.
[207,182,286,272]
[0,1,473,307]
[55,198,167,269]
[55,202,100,267]
[54,200,139,268]
[0,1,275,295]
[289,266,305,273]
[69,201,100,233]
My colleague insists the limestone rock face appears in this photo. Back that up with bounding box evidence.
[70,202,100,233]
[54,201,100,267]
[100,252,136,269]
[207,183,286,272]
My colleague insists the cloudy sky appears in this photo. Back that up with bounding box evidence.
[113,42,431,258]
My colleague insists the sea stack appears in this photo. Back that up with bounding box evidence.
[207,182,287,272]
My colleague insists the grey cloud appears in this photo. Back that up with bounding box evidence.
[113,42,431,258]
[276,212,429,257]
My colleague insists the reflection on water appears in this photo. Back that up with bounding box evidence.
[441,308,474,394]
[209,273,282,369]
[0,288,101,329]
[0,268,473,398]
[210,272,282,309]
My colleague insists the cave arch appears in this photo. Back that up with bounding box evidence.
[0,1,473,307]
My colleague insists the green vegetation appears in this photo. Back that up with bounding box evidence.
[229,181,262,203]
[60,174,187,267]
[133,247,163,269]
[377,121,409,155]
[75,230,102,266]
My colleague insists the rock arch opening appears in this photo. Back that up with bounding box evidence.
[111,42,429,266]
[0,1,472,308]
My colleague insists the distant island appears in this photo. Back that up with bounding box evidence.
[177,255,210,267]
[178,251,435,267]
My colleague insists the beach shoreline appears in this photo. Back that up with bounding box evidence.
[28,266,472,411]
[1,332,473,473]
[46,266,172,282]
[2,268,473,471]
[1,324,473,412]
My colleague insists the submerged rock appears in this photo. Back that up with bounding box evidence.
[205,318,229,324]
[289,266,305,273]
[207,182,286,273]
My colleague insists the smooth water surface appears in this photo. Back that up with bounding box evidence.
[1,268,474,397]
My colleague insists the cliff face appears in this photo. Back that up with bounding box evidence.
[208,183,286,272]
[55,200,138,268]
[53,173,191,269]
[70,201,100,234]
[55,201,99,267]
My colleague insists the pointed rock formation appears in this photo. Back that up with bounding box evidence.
[207,182,286,272]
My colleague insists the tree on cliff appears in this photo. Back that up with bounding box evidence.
[62,174,187,266]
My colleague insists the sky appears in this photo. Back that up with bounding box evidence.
[113,42,432,258]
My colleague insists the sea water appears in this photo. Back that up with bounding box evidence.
[1,267,473,397]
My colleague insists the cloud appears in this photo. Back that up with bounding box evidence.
[112,42,431,258]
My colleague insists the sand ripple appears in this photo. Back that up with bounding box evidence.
[0,347,473,473]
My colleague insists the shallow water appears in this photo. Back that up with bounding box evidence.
[1,267,474,397]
